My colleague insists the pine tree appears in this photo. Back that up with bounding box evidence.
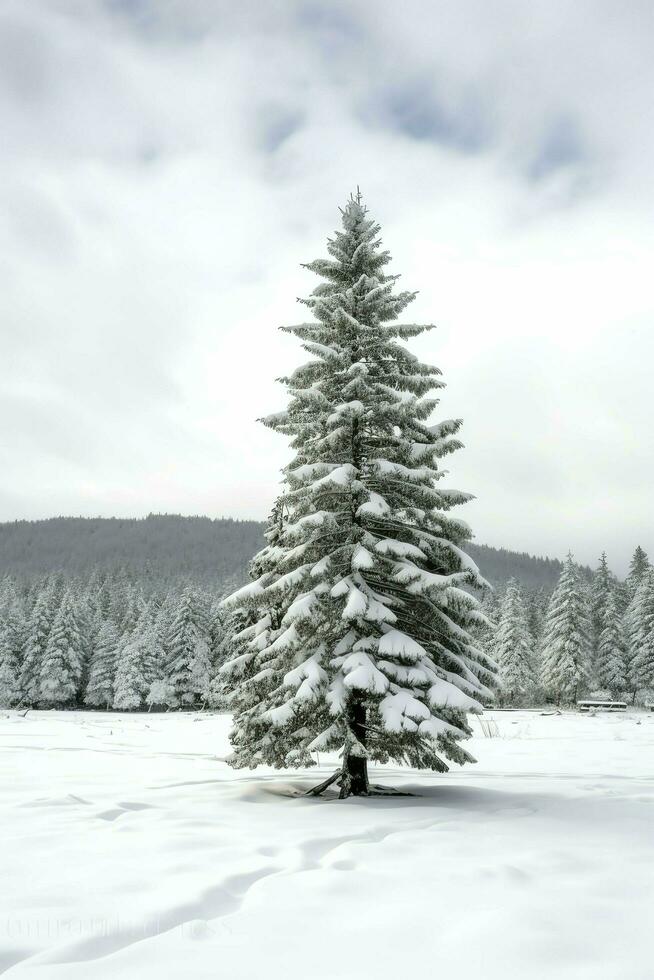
[632,570,654,697]
[616,545,649,682]
[0,575,19,616]
[113,612,161,710]
[625,546,649,599]
[219,192,495,798]
[108,568,136,627]
[525,587,547,649]
[595,591,626,695]
[493,579,534,705]
[155,592,177,632]
[622,553,651,701]
[94,572,114,623]
[19,585,56,706]
[0,609,23,707]
[84,621,119,708]
[72,583,95,697]
[39,591,85,706]
[541,555,590,705]
[623,594,641,702]
[121,589,146,636]
[166,588,211,707]
[589,553,615,674]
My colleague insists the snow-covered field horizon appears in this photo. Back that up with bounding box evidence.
[2,708,653,979]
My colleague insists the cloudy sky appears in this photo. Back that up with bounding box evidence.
[1,1,653,574]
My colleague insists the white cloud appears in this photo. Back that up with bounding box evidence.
[1,0,653,574]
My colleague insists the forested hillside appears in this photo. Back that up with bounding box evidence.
[0,515,583,591]
[467,543,591,590]
[0,516,262,589]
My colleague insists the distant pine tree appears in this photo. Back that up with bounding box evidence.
[541,555,590,705]
[84,622,120,708]
[625,546,650,599]
[589,553,615,675]
[632,570,654,698]
[0,575,19,614]
[39,591,85,706]
[525,587,548,649]
[72,586,96,699]
[0,608,23,707]
[595,591,627,695]
[493,579,534,705]
[152,596,175,659]
[113,613,161,710]
[20,586,56,705]
[622,560,651,703]
[166,588,211,707]
[120,589,146,636]
[107,568,136,628]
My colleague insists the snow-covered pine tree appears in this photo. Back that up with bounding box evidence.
[589,553,615,673]
[219,192,496,798]
[21,575,43,616]
[0,608,23,707]
[493,579,534,705]
[631,569,654,698]
[625,546,650,599]
[120,589,146,637]
[622,596,641,703]
[595,590,627,695]
[525,587,547,648]
[84,621,120,708]
[19,585,56,706]
[39,590,85,707]
[165,587,211,707]
[0,575,20,618]
[540,555,590,705]
[469,587,497,682]
[113,609,161,710]
[94,571,114,623]
[108,568,136,627]
[622,550,651,701]
[72,583,96,699]
[153,595,175,659]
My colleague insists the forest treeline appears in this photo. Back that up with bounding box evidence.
[0,542,650,712]
[0,569,225,711]
[1,515,647,712]
[0,515,585,589]
[486,548,654,707]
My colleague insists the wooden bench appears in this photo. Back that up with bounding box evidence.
[577,700,627,712]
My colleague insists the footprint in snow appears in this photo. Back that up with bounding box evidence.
[97,801,157,821]
[20,794,90,808]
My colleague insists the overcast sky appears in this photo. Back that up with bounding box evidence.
[1,1,653,575]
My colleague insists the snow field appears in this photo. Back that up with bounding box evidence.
[1,709,652,979]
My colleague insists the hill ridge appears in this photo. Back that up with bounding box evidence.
[0,514,588,590]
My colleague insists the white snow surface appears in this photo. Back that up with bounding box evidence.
[1,709,653,979]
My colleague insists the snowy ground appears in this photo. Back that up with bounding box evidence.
[1,709,653,980]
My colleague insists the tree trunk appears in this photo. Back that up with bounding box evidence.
[342,750,369,798]
[306,699,415,799]
[339,700,369,798]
